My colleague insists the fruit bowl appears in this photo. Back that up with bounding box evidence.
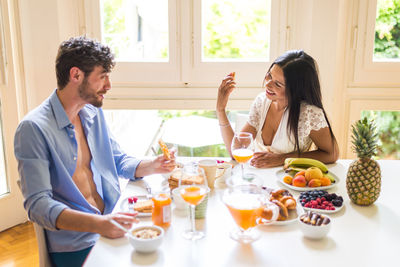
[276,170,339,191]
[298,212,331,239]
[128,225,164,253]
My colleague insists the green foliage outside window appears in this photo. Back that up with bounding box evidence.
[102,0,130,59]
[361,111,400,159]
[375,0,400,59]
[203,1,269,59]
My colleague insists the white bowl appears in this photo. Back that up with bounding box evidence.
[128,225,164,253]
[172,187,189,210]
[298,213,331,239]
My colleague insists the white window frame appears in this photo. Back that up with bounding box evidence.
[85,0,180,85]
[84,0,287,90]
[352,0,400,86]
[0,0,28,231]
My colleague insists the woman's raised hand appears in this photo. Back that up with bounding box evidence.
[217,72,236,112]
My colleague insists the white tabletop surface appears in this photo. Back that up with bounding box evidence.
[84,159,400,267]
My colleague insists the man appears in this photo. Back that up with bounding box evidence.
[14,36,175,266]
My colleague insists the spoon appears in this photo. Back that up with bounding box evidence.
[109,218,136,239]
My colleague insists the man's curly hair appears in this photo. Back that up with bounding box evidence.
[55,36,115,89]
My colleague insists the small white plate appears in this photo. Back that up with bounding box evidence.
[276,169,340,192]
[120,197,152,217]
[300,201,344,214]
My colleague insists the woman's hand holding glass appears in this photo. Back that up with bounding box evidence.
[231,132,254,178]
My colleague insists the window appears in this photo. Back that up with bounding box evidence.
[0,104,7,196]
[361,110,400,160]
[0,5,8,196]
[352,0,400,85]
[202,0,271,61]
[374,0,400,61]
[85,0,284,90]
[101,0,169,62]
[104,109,249,157]
[347,99,399,158]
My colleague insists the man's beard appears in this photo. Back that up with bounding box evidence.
[78,77,103,107]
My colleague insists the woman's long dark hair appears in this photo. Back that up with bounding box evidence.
[268,50,336,155]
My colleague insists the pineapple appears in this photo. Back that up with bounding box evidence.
[346,117,381,206]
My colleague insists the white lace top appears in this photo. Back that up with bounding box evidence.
[248,93,328,153]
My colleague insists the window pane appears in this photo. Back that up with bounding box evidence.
[103,110,247,157]
[202,0,271,61]
[0,5,8,196]
[0,103,8,196]
[101,0,169,62]
[361,110,400,160]
[374,0,400,61]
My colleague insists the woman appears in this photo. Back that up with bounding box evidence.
[216,50,339,168]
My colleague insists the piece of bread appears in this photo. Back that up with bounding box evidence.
[134,200,153,213]
[169,169,204,185]
[158,139,171,160]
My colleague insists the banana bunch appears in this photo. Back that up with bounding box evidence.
[284,158,328,173]
[283,158,335,182]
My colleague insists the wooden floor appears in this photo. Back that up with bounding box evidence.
[0,221,39,267]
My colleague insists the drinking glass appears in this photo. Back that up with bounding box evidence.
[179,162,210,240]
[222,184,279,243]
[231,132,254,178]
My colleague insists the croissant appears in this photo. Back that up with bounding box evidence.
[279,196,297,210]
[271,189,288,199]
[270,189,297,210]
[272,199,288,221]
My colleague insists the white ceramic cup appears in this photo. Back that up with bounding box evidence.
[217,163,232,182]
[198,159,218,189]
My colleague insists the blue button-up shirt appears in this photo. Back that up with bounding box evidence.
[14,90,141,252]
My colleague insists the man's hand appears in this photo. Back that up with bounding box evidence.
[98,212,139,239]
[152,150,176,173]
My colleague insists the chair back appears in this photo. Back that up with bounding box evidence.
[235,113,249,132]
[17,179,53,267]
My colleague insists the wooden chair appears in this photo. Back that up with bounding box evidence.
[145,120,165,156]
[16,180,52,267]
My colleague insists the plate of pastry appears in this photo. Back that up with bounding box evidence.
[260,189,302,225]
[276,169,340,192]
[120,196,152,217]
[270,203,304,225]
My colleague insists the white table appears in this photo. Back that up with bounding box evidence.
[84,160,400,267]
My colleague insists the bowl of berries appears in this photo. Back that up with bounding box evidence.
[299,190,344,213]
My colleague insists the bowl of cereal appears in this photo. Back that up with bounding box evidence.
[128,225,164,253]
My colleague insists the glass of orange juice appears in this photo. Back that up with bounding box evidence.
[179,162,210,240]
[223,184,279,243]
[231,132,254,179]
